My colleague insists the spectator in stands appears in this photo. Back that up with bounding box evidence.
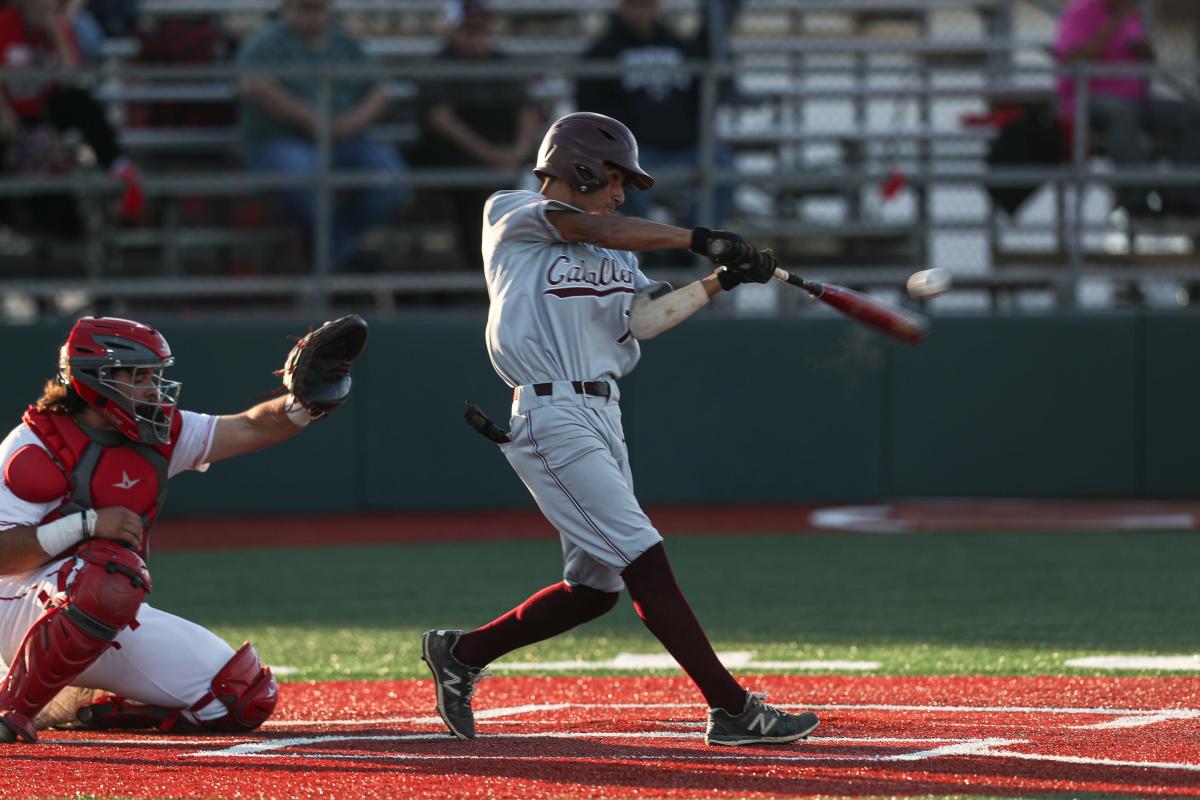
[1055,0,1200,214]
[576,0,735,237]
[0,0,144,235]
[414,0,542,271]
[237,0,407,271]
[63,0,139,64]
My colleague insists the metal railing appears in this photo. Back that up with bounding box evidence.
[0,46,1197,311]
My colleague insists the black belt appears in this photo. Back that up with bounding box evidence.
[533,381,611,398]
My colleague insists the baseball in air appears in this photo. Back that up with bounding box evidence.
[906,268,952,299]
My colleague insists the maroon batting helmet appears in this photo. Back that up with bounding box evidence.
[60,317,181,445]
[534,112,655,193]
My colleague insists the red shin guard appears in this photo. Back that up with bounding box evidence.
[0,541,150,742]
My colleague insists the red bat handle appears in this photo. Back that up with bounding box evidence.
[772,267,930,345]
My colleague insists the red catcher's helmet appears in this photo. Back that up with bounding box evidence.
[60,317,181,444]
[534,112,655,194]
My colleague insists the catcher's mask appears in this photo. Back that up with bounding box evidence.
[534,112,654,194]
[60,316,181,445]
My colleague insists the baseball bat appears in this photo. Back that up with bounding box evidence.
[772,267,930,345]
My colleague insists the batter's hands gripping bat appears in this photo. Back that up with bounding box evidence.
[771,267,930,345]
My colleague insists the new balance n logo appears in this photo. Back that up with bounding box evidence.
[440,667,463,696]
[746,712,778,735]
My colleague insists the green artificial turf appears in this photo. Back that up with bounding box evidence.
[146,531,1200,681]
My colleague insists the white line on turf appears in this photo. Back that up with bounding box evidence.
[55,728,1200,774]
[263,703,573,728]
[188,732,1019,760]
[1065,655,1200,671]
[984,748,1200,772]
[489,652,881,671]
[51,700,1191,773]
[182,735,1200,772]
[187,733,980,757]
[1069,710,1200,730]
[261,700,1200,729]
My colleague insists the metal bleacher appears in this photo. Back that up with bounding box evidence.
[2,0,1198,319]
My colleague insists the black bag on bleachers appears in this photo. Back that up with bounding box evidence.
[985,105,1067,216]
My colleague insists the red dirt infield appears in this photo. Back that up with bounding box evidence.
[3,675,1198,799]
[150,500,1200,551]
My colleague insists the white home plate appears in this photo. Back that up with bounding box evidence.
[492,652,880,671]
[1065,655,1200,671]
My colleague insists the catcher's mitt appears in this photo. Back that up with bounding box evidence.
[279,315,368,419]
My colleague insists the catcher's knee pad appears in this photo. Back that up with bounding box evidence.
[77,642,277,734]
[193,642,278,731]
[69,540,153,633]
[0,541,150,742]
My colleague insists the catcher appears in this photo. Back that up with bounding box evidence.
[0,314,367,743]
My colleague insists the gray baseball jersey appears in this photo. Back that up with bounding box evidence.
[481,189,662,592]
[483,189,652,387]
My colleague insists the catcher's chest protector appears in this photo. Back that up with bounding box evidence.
[5,407,175,555]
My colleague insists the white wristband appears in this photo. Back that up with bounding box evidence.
[36,510,97,557]
[285,394,313,428]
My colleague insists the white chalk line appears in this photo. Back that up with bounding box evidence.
[185,732,981,758]
[1065,654,1200,671]
[1069,710,1200,730]
[187,737,1024,765]
[490,651,881,672]
[55,728,1200,775]
[262,700,1200,729]
[182,700,1200,773]
[984,748,1200,773]
[263,702,572,729]
[185,734,1200,773]
[44,701,1200,774]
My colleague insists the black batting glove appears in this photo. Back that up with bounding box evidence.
[690,227,754,266]
[716,266,745,291]
[715,249,778,291]
[741,249,778,284]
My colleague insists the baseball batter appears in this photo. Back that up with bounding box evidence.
[423,112,820,747]
[0,315,364,743]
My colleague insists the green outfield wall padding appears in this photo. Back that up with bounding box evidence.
[360,316,527,510]
[627,317,886,503]
[1142,314,1200,496]
[887,314,1142,497]
[2,310,1197,515]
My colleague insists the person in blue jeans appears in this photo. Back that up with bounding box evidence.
[237,0,407,269]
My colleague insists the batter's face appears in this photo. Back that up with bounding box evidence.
[553,164,630,215]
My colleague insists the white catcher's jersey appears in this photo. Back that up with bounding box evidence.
[483,189,653,387]
[0,410,217,533]
[0,409,233,725]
